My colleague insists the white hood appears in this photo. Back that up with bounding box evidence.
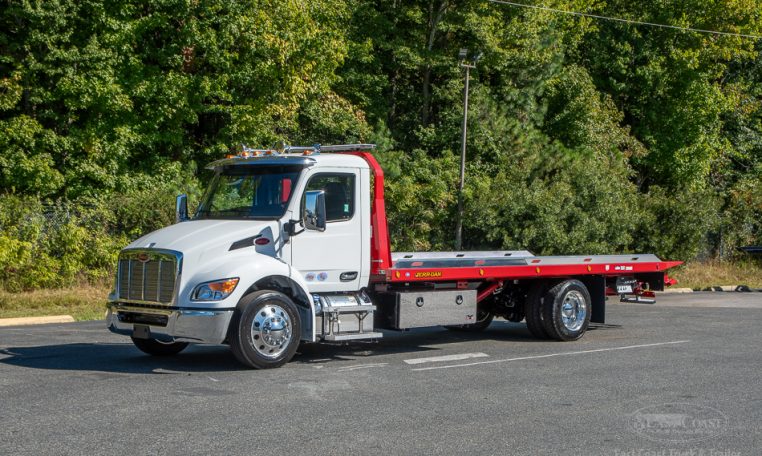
[123,219,290,307]
[127,219,275,255]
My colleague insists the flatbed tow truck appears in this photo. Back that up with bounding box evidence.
[107,144,681,368]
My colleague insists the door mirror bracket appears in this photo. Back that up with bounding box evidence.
[285,220,304,237]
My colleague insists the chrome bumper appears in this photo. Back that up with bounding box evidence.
[106,303,234,344]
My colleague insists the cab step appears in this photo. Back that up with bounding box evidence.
[323,331,383,342]
[317,300,381,341]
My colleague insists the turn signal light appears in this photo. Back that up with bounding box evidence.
[191,278,240,301]
[208,278,239,294]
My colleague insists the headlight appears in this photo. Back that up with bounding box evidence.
[191,278,239,301]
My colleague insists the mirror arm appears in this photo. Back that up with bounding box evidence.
[286,220,305,236]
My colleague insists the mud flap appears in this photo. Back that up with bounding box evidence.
[580,276,606,324]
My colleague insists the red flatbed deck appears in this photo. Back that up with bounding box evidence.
[385,252,681,283]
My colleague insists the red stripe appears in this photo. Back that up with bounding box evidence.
[387,261,682,283]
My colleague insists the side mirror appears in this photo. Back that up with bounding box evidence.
[176,194,189,223]
[302,190,326,232]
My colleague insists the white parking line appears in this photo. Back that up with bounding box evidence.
[411,340,690,371]
[404,352,489,365]
[337,363,389,372]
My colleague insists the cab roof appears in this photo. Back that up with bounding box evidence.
[205,144,374,170]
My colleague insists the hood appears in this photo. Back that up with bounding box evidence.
[122,218,290,308]
[127,219,279,259]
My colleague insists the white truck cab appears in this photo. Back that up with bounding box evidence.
[107,146,379,367]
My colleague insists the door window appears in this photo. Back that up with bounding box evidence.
[304,174,355,222]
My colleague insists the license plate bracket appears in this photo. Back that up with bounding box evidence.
[133,324,151,339]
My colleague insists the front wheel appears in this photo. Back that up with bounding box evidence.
[130,337,189,356]
[228,290,302,369]
[541,279,591,341]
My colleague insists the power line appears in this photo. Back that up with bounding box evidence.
[488,0,762,40]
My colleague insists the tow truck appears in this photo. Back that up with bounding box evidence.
[106,144,681,368]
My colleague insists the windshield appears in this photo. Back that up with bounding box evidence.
[195,166,302,219]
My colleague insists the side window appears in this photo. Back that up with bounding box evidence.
[305,174,355,222]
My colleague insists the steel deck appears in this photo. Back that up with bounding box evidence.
[387,251,680,283]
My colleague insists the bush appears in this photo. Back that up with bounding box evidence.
[633,186,720,261]
[0,166,202,292]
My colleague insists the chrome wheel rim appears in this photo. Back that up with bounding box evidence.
[250,304,292,359]
[560,290,587,332]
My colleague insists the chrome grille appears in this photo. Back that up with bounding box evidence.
[117,250,180,304]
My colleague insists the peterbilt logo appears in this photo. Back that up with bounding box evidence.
[137,253,150,263]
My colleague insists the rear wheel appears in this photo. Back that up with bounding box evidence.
[130,337,189,356]
[524,281,551,339]
[229,290,301,369]
[541,279,591,341]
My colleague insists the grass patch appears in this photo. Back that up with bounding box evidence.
[0,285,110,321]
[672,260,762,290]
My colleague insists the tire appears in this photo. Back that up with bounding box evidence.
[131,337,189,356]
[524,281,552,339]
[541,279,591,341]
[228,290,302,369]
[444,309,494,332]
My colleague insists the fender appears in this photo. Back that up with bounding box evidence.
[177,250,317,341]
[286,266,318,341]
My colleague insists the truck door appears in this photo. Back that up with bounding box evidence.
[290,170,362,292]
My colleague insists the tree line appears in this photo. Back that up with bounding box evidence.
[0,0,760,291]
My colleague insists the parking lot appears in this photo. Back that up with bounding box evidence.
[1,292,761,455]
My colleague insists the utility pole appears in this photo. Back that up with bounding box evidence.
[455,48,480,251]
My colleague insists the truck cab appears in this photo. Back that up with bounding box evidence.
[107,145,387,367]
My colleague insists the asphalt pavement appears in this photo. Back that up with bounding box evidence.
[1,292,761,455]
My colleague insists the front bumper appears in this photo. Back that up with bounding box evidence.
[106,302,234,344]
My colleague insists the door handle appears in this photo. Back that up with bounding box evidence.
[340,271,358,281]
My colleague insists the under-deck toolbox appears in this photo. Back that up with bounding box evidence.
[376,289,477,329]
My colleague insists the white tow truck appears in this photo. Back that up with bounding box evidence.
[107,144,681,368]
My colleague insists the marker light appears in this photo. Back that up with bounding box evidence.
[191,278,239,301]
